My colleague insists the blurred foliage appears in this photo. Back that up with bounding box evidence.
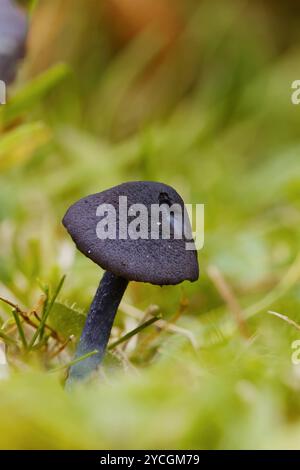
[0,0,300,449]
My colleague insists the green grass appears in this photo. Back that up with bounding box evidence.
[0,0,300,449]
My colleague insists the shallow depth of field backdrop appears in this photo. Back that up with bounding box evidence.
[0,0,300,449]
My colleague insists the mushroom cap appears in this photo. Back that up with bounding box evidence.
[63,181,199,285]
[0,0,28,84]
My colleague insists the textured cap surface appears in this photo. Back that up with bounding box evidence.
[0,0,28,84]
[63,181,199,285]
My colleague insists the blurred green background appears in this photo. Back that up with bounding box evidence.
[0,0,300,449]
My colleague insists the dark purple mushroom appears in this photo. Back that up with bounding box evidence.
[63,181,199,384]
[0,0,28,85]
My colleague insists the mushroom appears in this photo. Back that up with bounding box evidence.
[0,0,28,85]
[63,181,199,384]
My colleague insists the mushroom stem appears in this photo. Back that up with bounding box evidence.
[66,271,128,386]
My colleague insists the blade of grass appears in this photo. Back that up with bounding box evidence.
[245,252,300,320]
[0,122,51,172]
[38,286,49,341]
[108,315,162,350]
[0,64,70,125]
[267,310,300,332]
[29,275,66,349]
[28,287,49,349]
[12,309,28,350]
[46,276,66,316]
[29,0,40,16]
[0,330,17,345]
[50,350,99,373]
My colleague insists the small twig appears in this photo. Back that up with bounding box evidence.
[18,311,63,343]
[0,294,64,344]
[29,293,47,318]
[208,265,249,338]
[33,312,62,343]
[267,310,300,332]
[170,294,189,323]
[0,296,23,312]
[20,312,38,329]
[48,335,74,359]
